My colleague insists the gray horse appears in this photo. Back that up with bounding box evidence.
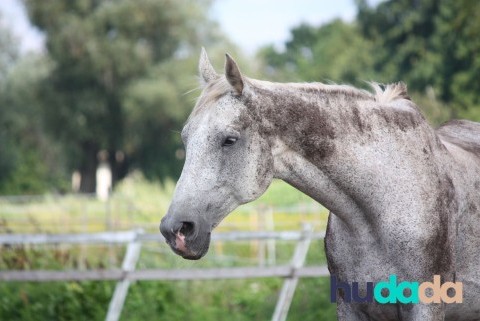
[160,49,480,321]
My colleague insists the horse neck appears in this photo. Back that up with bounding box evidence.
[249,81,435,230]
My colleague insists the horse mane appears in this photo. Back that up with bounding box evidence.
[189,77,414,122]
[249,79,374,100]
[371,82,411,103]
[436,119,480,156]
[188,76,232,121]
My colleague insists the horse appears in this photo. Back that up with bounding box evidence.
[160,49,480,321]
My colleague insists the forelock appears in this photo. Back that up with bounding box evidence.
[188,77,232,122]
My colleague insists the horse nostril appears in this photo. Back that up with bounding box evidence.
[179,221,195,237]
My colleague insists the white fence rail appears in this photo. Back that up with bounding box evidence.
[0,230,326,244]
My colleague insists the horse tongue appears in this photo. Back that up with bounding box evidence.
[175,232,188,253]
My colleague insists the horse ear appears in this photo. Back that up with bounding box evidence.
[199,47,218,85]
[225,53,244,95]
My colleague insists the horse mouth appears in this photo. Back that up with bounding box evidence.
[166,231,211,260]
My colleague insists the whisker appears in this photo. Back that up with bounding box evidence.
[183,86,201,96]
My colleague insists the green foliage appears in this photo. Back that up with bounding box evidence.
[0,21,20,191]
[0,179,333,321]
[120,279,281,321]
[289,278,336,321]
[22,0,227,192]
[0,282,114,321]
[0,278,336,321]
[259,20,376,86]
[0,149,48,195]
[0,126,17,187]
[0,21,67,194]
[0,219,333,321]
[0,242,334,321]
[0,175,328,234]
[1,0,478,195]
[356,0,442,87]
[260,1,480,124]
[122,58,198,181]
[356,0,480,120]
[0,242,116,320]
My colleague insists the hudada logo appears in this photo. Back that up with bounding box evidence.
[331,275,463,304]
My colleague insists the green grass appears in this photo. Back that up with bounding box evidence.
[0,277,336,321]
[0,174,336,321]
[0,238,335,321]
[0,173,329,233]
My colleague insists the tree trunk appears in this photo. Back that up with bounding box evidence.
[79,142,98,194]
[109,149,128,187]
[105,93,126,187]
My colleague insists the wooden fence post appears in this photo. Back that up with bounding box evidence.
[265,206,276,266]
[105,229,143,321]
[271,224,313,321]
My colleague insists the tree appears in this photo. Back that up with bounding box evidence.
[434,0,480,120]
[2,53,69,194]
[0,13,66,194]
[258,20,376,87]
[356,0,480,120]
[24,0,223,192]
[261,1,480,125]
[123,58,197,181]
[0,16,19,189]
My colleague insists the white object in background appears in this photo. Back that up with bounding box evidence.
[96,161,112,201]
[71,170,81,192]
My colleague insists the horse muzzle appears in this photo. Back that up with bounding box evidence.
[160,215,211,260]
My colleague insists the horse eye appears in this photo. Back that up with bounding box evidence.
[222,137,238,147]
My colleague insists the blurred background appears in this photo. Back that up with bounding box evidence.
[0,0,479,196]
[0,0,479,320]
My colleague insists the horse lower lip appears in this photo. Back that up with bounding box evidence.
[182,253,202,260]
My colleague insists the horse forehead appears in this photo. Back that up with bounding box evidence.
[181,116,223,148]
[188,97,244,132]
[211,95,244,116]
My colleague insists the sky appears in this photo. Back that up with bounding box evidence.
[0,0,382,56]
[211,0,361,54]
[0,0,44,54]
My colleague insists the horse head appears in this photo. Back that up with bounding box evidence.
[160,49,274,259]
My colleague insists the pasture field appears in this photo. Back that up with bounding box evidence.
[0,174,336,321]
[0,173,329,233]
